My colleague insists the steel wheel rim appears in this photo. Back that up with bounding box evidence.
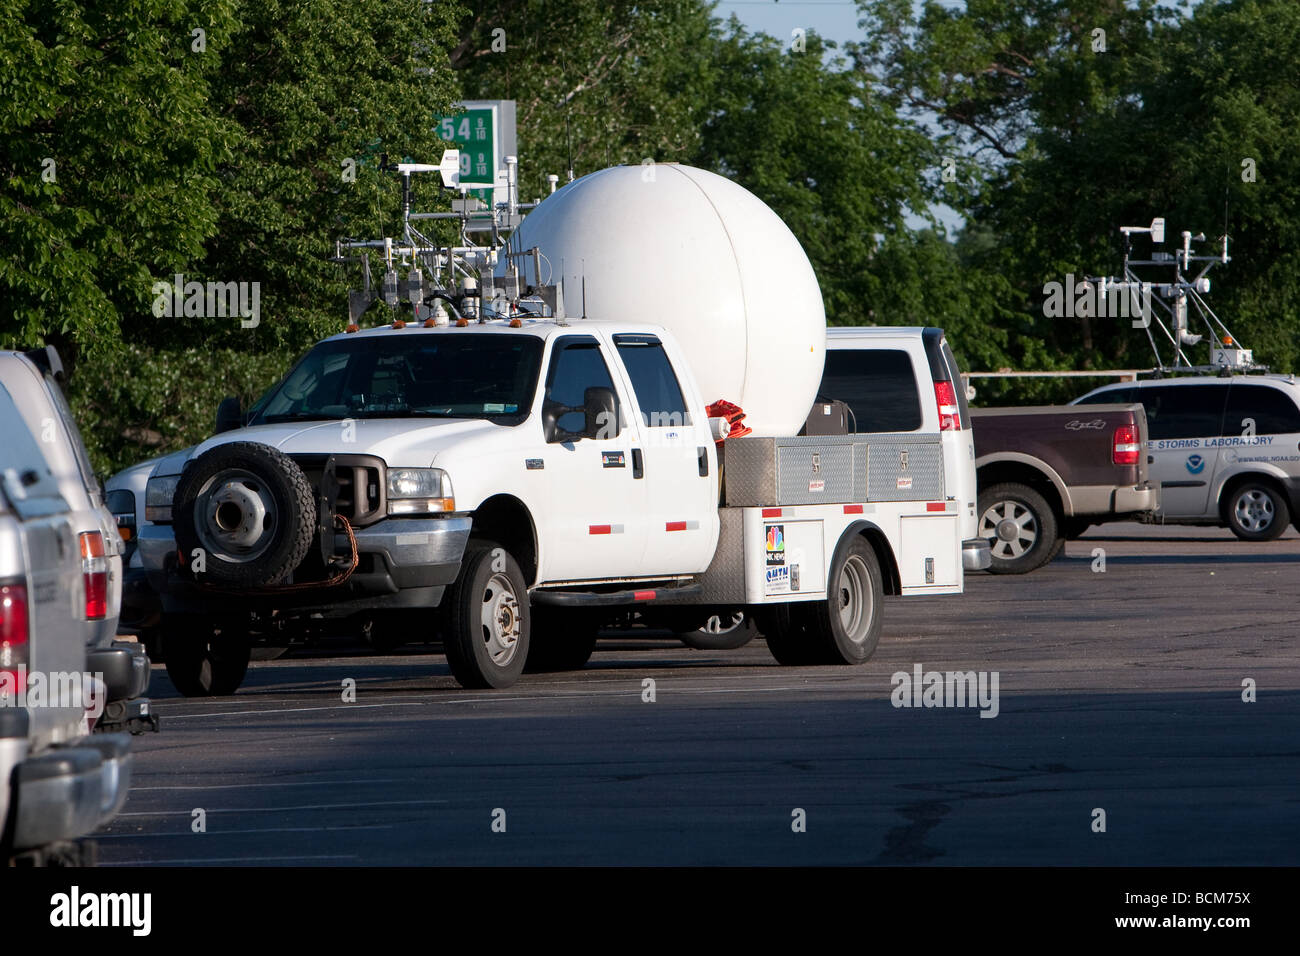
[480,572,521,667]
[702,610,745,635]
[837,554,872,643]
[1235,489,1274,532]
[979,499,1038,559]
[196,469,277,560]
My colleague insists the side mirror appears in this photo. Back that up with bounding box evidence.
[215,396,243,434]
[541,387,620,443]
[583,386,618,440]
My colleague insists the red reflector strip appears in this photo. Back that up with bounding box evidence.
[926,502,947,512]
[589,525,611,535]
[666,521,687,531]
[762,508,782,518]
[843,504,864,514]
[633,590,656,601]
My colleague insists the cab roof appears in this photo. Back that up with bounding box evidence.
[322,317,672,344]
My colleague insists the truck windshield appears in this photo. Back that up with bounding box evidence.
[250,334,543,426]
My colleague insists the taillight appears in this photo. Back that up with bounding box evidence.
[80,531,108,621]
[1113,424,1141,465]
[0,584,29,697]
[935,381,961,431]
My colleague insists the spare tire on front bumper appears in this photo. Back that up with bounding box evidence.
[173,441,317,589]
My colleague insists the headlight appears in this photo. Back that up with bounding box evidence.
[386,468,455,514]
[144,475,180,523]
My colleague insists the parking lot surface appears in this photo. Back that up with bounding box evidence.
[99,525,1300,865]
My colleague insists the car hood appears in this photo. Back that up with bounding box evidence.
[168,418,505,471]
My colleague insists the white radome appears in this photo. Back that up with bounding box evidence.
[505,163,826,437]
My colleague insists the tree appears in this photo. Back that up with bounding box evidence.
[0,0,239,359]
[858,0,1300,386]
[451,0,718,198]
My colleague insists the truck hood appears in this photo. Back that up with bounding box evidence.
[163,418,505,473]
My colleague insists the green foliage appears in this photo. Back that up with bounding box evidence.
[859,0,1300,396]
[1,0,467,473]
[694,25,938,327]
[451,0,719,197]
[0,0,240,358]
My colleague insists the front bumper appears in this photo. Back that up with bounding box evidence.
[139,516,472,611]
[962,537,993,572]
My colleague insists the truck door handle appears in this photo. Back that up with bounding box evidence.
[632,447,644,479]
[697,446,708,477]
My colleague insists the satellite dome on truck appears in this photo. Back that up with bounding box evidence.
[503,163,826,438]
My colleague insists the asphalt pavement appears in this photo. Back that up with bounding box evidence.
[98,523,1300,866]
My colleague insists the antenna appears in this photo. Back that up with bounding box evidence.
[1097,217,1255,374]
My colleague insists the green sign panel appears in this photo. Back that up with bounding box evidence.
[435,107,495,204]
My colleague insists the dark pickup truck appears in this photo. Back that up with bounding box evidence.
[971,404,1157,573]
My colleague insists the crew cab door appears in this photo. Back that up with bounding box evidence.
[534,334,649,582]
[610,333,717,575]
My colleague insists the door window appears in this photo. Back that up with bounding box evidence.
[613,335,690,428]
[544,337,619,437]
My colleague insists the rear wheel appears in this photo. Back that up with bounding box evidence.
[978,483,1060,574]
[805,536,884,664]
[526,609,600,672]
[442,540,529,688]
[677,609,757,650]
[1225,482,1289,541]
[161,616,252,696]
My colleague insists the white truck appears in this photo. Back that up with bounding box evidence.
[139,162,973,692]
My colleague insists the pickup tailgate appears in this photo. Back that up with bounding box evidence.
[970,403,1152,514]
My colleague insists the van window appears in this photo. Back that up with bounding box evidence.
[820,349,923,432]
[1223,384,1300,436]
[1139,385,1227,440]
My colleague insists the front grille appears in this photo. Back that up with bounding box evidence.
[291,454,387,526]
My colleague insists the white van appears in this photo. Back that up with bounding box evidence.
[1073,374,1300,539]
[822,327,987,570]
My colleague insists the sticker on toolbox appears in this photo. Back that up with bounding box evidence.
[765,564,791,595]
[808,479,825,492]
[765,524,785,566]
[897,476,913,490]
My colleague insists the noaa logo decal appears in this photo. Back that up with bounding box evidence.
[1186,454,1205,474]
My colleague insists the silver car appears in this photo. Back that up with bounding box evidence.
[1,380,132,864]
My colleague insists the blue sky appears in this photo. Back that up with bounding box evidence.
[714,0,865,46]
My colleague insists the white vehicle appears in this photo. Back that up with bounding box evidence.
[139,161,972,692]
[1073,374,1300,540]
[822,327,986,571]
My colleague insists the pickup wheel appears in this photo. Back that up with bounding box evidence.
[978,483,1060,574]
[1225,482,1289,541]
[677,610,757,650]
[442,540,529,688]
[161,616,252,696]
[526,609,600,672]
[172,442,316,589]
[806,535,884,664]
